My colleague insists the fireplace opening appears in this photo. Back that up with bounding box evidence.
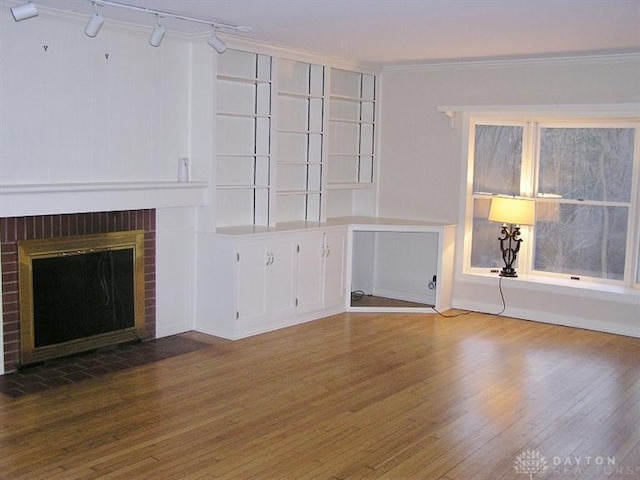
[33,249,135,347]
[18,231,145,366]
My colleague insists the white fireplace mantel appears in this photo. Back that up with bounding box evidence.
[0,181,209,217]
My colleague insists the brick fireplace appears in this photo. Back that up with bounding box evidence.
[1,210,156,373]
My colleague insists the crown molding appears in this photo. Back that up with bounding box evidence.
[383,51,640,73]
[217,33,381,75]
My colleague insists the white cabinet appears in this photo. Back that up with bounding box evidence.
[197,226,348,339]
[196,219,454,340]
[236,236,297,327]
[323,228,347,309]
[295,232,325,314]
[297,228,347,312]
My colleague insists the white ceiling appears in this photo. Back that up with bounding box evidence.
[33,0,640,65]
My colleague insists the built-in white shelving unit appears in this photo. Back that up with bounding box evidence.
[215,49,377,228]
[203,52,455,343]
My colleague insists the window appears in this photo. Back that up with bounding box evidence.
[468,118,639,286]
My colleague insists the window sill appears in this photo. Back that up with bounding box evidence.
[459,271,640,304]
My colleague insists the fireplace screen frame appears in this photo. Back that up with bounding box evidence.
[18,230,146,365]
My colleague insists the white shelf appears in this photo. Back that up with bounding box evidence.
[328,118,375,125]
[217,112,271,119]
[276,189,322,195]
[217,153,272,158]
[327,182,374,190]
[277,129,324,135]
[277,161,323,165]
[216,184,270,190]
[330,94,375,103]
[327,153,373,157]
[278,91,325,100]
[217,74,271,85]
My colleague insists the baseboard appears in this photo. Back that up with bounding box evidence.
[453,300,640,338]
[155,321,195,339]
[194,304,346,341]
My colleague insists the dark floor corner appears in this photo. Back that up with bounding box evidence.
[0,335,210,398]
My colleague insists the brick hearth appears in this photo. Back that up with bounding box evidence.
[0,210,156,373]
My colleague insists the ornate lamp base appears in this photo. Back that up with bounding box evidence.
[499,267,518,277]
[497,224,522,278]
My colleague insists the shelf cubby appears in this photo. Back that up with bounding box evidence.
[326,69,376,217]
[275,59,326,223]
[216,50,273,228]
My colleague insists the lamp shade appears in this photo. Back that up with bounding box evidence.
[488,196,535,226]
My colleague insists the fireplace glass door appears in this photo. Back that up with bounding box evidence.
[18,231,145,365]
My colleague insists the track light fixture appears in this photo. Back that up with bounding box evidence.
[149,15,166,47]
[11,2,39,21]
[85,2,104,37]
[207,30,226,53]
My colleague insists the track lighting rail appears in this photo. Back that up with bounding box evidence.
[9,0,250,52]
[94,0,251,33]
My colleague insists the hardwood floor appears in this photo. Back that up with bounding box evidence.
[2,311,640,479]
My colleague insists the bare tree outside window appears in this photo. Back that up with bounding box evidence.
[471,124,523,268]
[535,128,634,280]
[472,124,522,195]
[534,205,628,280]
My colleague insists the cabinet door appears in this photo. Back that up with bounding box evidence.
[236,240,268,324]
[296,232,325,314]
[324,229,347,308]
[264,236,297,319]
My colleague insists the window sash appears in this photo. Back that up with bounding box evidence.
[466,118,640,288]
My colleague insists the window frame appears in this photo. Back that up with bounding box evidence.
[464,115,640,289]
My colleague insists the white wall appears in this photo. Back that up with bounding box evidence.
[156,207,197,337]
[0,8,192,184]
[378,54,640,335]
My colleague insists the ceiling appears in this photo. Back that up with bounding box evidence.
[33,0,640,66]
